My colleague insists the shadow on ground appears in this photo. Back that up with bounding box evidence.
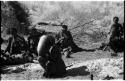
[66,66,90,76]
[1,67,26,74]
[82,49,96,52]
[73,47,96,53]
[42,66,90,79]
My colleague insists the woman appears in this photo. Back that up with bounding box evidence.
[37,34,66,78]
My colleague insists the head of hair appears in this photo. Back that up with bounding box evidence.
[31,27,37,32]
[62,25,68,29]
[113,16,119,22]
[40,29,45,35]
[29,27,37,34]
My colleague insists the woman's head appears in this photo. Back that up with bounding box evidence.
[62,25,68,31]
[113,16,119,23]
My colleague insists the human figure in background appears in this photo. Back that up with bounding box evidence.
[57,25,82,58]
[3,28,33,65]
[98,17,124,56]
[108,17,123,56]
[4,28,27,55]
[27,27,45,59]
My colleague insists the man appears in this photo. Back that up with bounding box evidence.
[27,28,45,58]
[98,17,123,56]
[109,17,124,56]
[57,25,81,58]
[3,28,33,65]
[4,28,28,55]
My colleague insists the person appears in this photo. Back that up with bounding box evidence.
[37,35,55,77]
[37,34,66,78]
[57,25,81,58]
[108,17,124,56]
[46,37,66,78]
[27,27,45,59]
[3,28,33,65]
[4,28,28,55]
[98,17,124,56]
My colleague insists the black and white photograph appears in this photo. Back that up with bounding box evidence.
[1,0,124,80]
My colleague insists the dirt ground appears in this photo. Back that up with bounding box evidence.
[1,44,124,80]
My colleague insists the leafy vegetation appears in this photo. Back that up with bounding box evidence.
[1,1,124,44]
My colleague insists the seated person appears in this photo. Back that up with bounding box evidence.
[56,25,82,58]
[98,17,124,56]
[4,28,28,55]
[37,34,66,78]
[27,27,45,58]
[3,28,32,65]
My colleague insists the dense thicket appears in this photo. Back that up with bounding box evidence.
[1,1,29,38]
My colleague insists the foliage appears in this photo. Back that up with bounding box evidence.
[1,1,30,39]
[20,1,124,43]
[1,1,124,44]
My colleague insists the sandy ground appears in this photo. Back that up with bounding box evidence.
[1,44,124,80]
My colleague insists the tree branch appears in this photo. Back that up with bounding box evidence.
[69,19,95,30]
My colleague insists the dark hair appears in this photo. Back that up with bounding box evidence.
[30,27,37,31]
[62,25,68,29]
[113,16,119,21]
[40,29,45,35]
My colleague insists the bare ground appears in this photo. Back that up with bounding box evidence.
[1,44,124,80]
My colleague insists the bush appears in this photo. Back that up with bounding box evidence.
[1,1,124,44]
[1,1,30,39]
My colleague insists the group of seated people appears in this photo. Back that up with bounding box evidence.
[1,16,124,78]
